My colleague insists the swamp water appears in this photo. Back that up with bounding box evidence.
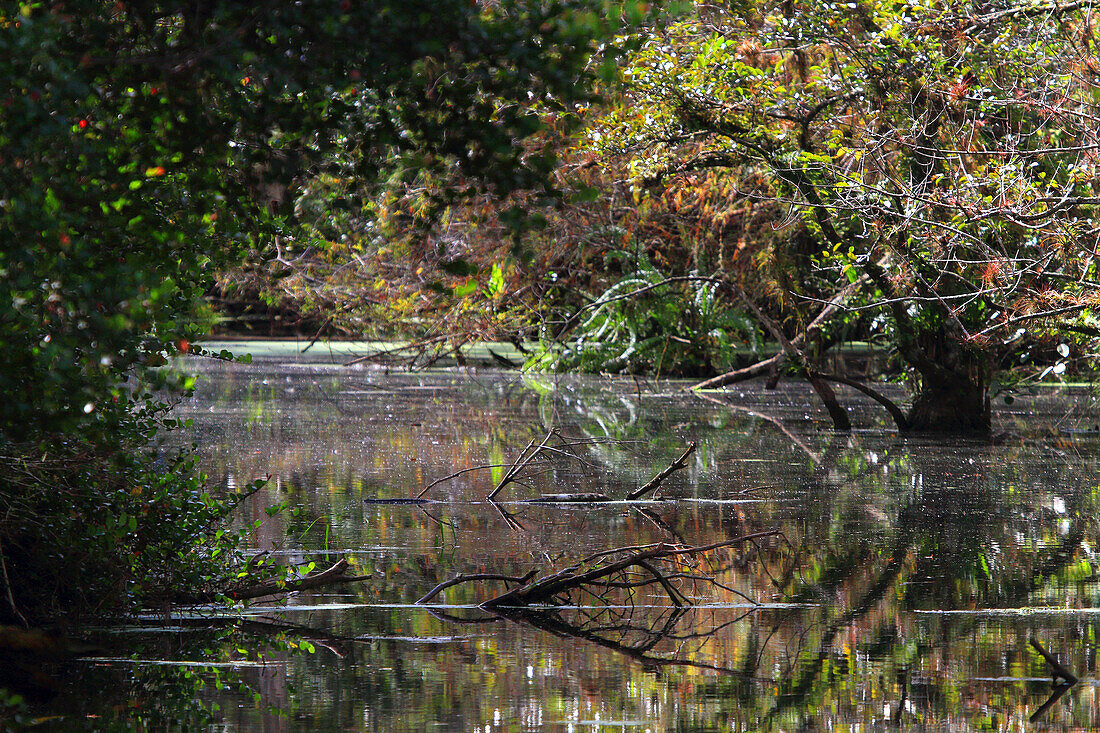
[32,355,1100,731]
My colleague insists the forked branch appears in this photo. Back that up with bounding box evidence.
[416,532,780,610]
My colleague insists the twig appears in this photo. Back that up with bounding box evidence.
[626,443,696,500]
[560,275,731,332]
[487,431,555,500]
[415,462,512,499]
[342,335,450,367]
[739,292,851,431]
[0,537,28,627]
[478,532,779,609]
[416,571,539,605]
[300,315,333,354]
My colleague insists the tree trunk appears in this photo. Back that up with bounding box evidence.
[897,325,993,435]
[906,372,991,434]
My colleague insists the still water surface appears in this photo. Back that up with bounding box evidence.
[48,357,1100,730]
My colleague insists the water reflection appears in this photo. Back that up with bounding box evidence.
[27,362,1100,730]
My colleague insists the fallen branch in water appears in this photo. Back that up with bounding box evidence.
[1030,637,1078,685]
[626,442,696,500]
[522,493,611,503]
[416,571,539,605]
[487,431,556,500]
[179,559,371,604]
[416,531,780,610]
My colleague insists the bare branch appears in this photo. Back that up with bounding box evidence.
[626,443,697,500]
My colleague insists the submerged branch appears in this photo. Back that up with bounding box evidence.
[813,372,910,432]
[417,532,780,611]
[179,559,370,604]
[626,443,697,500]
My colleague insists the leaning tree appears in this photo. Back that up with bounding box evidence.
[591,0,1100,433]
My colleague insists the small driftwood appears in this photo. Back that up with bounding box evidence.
[416,531,779,610]
[522,493,612,503]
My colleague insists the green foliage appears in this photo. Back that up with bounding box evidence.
[0,0,629,621]
[530,251,759,375]
[0,402,265,622]
[591,0,1100,402]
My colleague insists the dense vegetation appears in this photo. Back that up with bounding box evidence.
[593,0,1100,432]
[2,0,1098,634]
[239,0,1100,435]
[0,0,638,628]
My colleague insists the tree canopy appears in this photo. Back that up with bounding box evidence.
[0,0,642,622]
[586,0,1100,432]
[1,0,638,442]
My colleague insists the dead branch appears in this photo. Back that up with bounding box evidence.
[633,506,690,545]
[522,493,612,503]
[735,291,852,431]
[343,335,451,367]
[693,352,786,390]
[418,433,645,501]
[626,443,697,500]
[416,571,539,605]
[488,431,555,500]
[415,462,512,499]
[1030,637,1078,685]
[420,537,786,684]
[180,559,370,604]
[417,532,780,612]
[693,275,869,391]
[812,372,910,432]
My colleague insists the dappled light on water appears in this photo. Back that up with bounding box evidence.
[33,361,1100,730]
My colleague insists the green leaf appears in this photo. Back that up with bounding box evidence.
[453,279,477,298]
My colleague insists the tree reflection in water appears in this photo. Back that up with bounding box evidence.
[35,367,1100,730]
